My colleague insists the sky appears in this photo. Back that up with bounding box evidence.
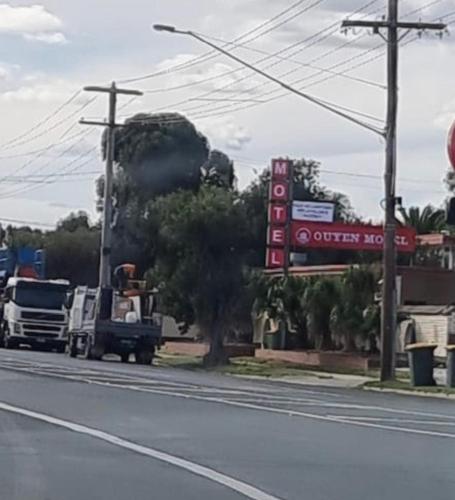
[0,0,455,227]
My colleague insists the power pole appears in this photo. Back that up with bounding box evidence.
[342,2,445,381]
[80,82,142,315]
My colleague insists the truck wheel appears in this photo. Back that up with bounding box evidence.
[68,336,78,358]
[136,349,153,365]
[56,345,66,354]
[82,336,93,360]
[4,335,17,350]
[120,352,129,363]
[91,343,104,361]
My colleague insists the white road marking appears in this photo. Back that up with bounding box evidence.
[0,401,283,500]
[327,415,455,426]
[3,358,455,439]
[96,381,455,439]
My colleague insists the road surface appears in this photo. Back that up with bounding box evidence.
[1,348,455,500]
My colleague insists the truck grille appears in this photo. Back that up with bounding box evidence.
[21,311,65,322]
[23,331,58,338]
[22,323,60,332]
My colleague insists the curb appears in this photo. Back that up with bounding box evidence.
[363,385,455,400]
[230,373,371,389]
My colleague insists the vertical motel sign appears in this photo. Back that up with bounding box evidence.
[266,158,293,269]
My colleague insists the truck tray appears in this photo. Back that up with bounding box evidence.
[95,319,162,340]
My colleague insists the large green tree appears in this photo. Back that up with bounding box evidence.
[98,112,235,274]
[149,186,248,365]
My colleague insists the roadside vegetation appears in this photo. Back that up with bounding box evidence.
[6,113,451,366]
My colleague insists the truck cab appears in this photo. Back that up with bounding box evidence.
[0,277,70,352]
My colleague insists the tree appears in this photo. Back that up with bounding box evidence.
[45,227,100,286]
[305,277,339,350]
[329,267,378,351]
[6,225,44,249]
[4,217,100,286]
[98,113,235,276]
[150,186,248,366]
[56,211,91,233]
[397,205,445,234]
[201,149,235,189]
[108,112,210,200]
[251,274,310,348]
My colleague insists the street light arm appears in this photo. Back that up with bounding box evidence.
[153,25,385,136]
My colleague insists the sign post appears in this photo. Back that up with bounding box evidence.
[265,159,293,270]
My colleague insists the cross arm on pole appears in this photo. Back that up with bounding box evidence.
[83,84,143,96]
[79,119,126,127]
[342,19,446,31]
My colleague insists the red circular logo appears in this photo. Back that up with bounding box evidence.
[296,227,312,246]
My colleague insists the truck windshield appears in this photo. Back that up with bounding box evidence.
[12,283,67,310]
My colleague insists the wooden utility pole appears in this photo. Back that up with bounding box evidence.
[80,82,142,321]
[80,82,142,291]
[342,1,445,381]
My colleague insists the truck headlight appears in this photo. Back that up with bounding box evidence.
[13,322,21,334]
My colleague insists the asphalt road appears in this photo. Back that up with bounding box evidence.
[1,349,455,500]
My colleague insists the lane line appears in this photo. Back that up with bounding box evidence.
[95,381,455,439]
[0,402,283,500]
[4,358,455,439]
[327,415,455,426]
[0,357,345,398]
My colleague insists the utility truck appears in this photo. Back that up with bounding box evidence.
[67,264,162,364]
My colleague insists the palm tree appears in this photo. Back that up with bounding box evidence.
[305,277,340,350]
[397,205,445,234]
[329,267,377,352]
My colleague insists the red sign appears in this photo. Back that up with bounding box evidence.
[268,226,286,246]
[448,121,455,170]
[271,159,291,179]
[266,248,285,268]
[291,221,416,253]
[269,204,287,224]
[270,180,289,201]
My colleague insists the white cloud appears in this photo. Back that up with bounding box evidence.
[0,79,79,103]
[0,4,67,44]
[24,32,67,45]
[200,117,251,151]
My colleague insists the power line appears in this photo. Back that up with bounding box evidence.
[0,151,97,199]
[0,96,99,152]
[232,157,445,187]
[151,0,438,121]
[151,3,384,116]
[0,89,82,150]
[189,32,386,90]
[0,129,98,196]
[119,0,327,84]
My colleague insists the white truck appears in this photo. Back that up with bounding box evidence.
[67,284,162,364]
[0,277,70,352]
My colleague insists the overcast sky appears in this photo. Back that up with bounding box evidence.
[1,0,455,227]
